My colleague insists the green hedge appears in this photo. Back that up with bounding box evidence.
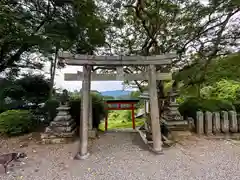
[179,97,235,119]
[69,93,107,127]
[0,110,36,136]
[43,99,60,122]
[44,93,107,128]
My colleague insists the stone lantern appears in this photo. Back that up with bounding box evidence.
[41,90,76,144]
[162,81,183,121]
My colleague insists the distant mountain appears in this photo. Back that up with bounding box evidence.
[100,90,131,98]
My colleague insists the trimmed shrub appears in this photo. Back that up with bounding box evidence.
[0,110,35,136]
[41,93,106,128]
[69,93,107,129]
[43,99,60,122]
[0,101,7,114]
[0,99,26,113]
[179,97,235,120]
[69,97,81,126]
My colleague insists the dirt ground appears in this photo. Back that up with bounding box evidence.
[0,132,240,180]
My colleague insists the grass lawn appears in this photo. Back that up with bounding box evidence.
[98,118,145,131]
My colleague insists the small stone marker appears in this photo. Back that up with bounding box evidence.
[221,111,229,133]
[204,111,213,135]
[238,114,240,133]
[229,111,238,133]
[196,111,204,135]
[212,112,221,134]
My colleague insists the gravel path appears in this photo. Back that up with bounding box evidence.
[0,132,240,180]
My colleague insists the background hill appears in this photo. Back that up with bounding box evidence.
[100,90,131,98]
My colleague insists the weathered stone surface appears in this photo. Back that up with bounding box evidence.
[41,129,76,139]
[41,105,76,144]
[50,119,75,127]
[42,137,74,144]
[56,111,69,116]
[57,106,70,111]
[238,114,240,133]
[53,115,72,122]
[196,111,204,135]
[212,112,221,134]
[88,129,97,138]
[229,111,238,133]
[204,111,213,135]
[162,88,183,122]
[221,111,229,133]
[45,125,76,133]
[187,117,194,130]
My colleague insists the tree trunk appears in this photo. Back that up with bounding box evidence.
[157,80,165,118]
[49,47,59,98]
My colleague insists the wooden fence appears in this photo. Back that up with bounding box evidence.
[194,111,240,135]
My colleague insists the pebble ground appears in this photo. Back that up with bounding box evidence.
[0,132,240,180]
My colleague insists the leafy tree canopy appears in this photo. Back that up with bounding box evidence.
[0,0,108,74]
[0,74,50,105]
[175,53,240,87]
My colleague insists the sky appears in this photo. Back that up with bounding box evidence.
[42,63,126,92]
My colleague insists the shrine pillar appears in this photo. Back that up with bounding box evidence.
[148,65,163,153]
[75,65,91,160]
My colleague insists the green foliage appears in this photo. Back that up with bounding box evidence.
[233,102,240,113]
[179,97,235,119]
[176,54,240,96]
[1,85,26,100]
[43,99,60,122]
[69,98,81,125]
[0,0,108,73]
[0,99,25,114]
[205,54,240,84]
[16,74,50,104]
[69,92,107,127]
[103,95,115,100]
[130,91,141,99]
[104,0,239,95]
[98,110,144,131]
[0,75,50,108]
[129,91,143,108]
[91,92,107,119]
[201,80,240,102]
[164,81,174,96]
[108,110,131,122]
[0,110,35,136]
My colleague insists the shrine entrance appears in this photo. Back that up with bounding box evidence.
[104,99,139,131]
[59,52,176,159]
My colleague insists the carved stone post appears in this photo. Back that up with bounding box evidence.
[75,65,91,160]
[196,111,204,135]
[148,65,162,153]
[204,111,213,135]
[229,111,238,133]
[212,112,221,134]
[221,111,229,133]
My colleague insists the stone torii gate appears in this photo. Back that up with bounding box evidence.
[59,52,176,159]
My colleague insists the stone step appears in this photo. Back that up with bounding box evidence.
[166,120,188,126]
[166,120,190,131]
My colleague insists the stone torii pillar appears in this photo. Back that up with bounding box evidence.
[148,65,163,153]
[74,65,91,160]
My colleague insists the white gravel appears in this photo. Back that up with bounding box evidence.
[0,132,240,180]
